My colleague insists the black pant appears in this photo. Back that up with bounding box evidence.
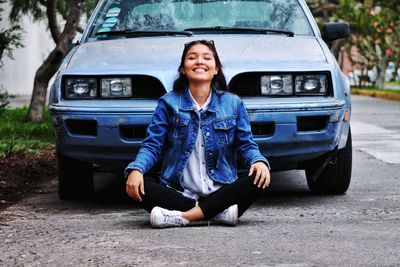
[138,174,264,219]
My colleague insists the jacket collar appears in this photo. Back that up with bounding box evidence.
[179,86,224,112]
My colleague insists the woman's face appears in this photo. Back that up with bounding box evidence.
[182,44,219,86]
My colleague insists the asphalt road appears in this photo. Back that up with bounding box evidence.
[1,95,400,266]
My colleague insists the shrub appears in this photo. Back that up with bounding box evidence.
[0,88,10,115]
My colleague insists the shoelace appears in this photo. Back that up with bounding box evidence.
[214,209,228,220]
[161,211,184,225]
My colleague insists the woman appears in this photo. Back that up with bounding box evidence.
[125,40,270,228]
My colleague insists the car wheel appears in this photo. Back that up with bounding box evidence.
[58,152,94,200]
[306,128,352,194]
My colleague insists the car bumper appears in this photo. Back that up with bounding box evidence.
[50,97,350,170]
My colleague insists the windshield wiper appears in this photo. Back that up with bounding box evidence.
[95,30,193,37]
[183,26,294,37]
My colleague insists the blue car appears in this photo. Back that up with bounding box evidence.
[49,0,352,199]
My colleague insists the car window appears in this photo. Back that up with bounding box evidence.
[87,0,313,40]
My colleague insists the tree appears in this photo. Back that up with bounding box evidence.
[306,0,346,62]
[0,0,22,67]
[336,0,400,88]
[306,0,338,24]
[9,0,99,122]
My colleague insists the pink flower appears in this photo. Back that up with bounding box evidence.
[386,28,393,34]
[377,28,382,33]
[390,22,395,27]
[375,39,381,45]
[370,10,376,16]
[373,22,379,28]
[386,48,394,56]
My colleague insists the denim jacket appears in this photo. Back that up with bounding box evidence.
[125,88,269,190]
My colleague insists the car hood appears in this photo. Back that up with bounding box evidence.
[66,35,330,88]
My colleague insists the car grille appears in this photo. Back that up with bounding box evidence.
[229,73,260,96]
[65,119,97,136]
[120,125,147,140]
[297,116,329,132]
[251,122,275,137]
[132,75,166,98]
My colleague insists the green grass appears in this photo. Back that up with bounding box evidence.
[0,107,55,157]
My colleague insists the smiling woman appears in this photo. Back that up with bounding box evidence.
[125,40,271,228]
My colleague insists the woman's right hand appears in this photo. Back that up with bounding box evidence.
[126,170,145,202]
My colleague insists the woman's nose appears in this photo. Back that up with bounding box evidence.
[196,57,205,65]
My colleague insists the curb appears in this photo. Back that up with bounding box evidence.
[351,89,400,101]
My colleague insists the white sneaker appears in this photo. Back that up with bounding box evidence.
[212,204,238,225]
[150,206,189,228]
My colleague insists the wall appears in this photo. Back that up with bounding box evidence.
[0,5,54,95]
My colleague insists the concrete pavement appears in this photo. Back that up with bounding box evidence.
[6,94,31,108]
[1,94,400,266]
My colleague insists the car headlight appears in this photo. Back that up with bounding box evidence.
[295,75,328,95]
[260,75,293,95]
[65,78,97,99]
[101,77,132,98]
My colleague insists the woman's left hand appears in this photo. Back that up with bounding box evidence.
[249,162,271,189]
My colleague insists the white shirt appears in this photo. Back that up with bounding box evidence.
[180,90,222,200]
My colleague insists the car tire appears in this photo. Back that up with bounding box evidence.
[306,128,352,194]
[58,152,94,200]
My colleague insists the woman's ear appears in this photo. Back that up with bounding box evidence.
[180,67,185,75]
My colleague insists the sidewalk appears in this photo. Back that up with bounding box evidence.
[385,84,400,90]
[8,95,32,108]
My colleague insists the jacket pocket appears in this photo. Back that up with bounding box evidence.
[169,115,190,140]
[213,118,236,144]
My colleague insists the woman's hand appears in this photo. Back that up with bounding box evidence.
[248,162,271,189]
[126,170,145,202]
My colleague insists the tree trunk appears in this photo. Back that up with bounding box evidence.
[47,0,61,44]
[0,45,4,63]
[330,40,341,61]
[26,0,83,122]
[27,48,65,121]
[375,57,389,89]
[391,61,399,81]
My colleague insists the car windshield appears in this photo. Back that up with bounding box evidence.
[87,0,313,40]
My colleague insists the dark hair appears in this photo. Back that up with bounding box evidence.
[173,40,228,92]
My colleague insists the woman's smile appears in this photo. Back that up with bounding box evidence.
[193,67,207,72]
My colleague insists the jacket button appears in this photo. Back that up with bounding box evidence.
[208,152,213,156]
[210,169,214,174]
[205,132,210,136]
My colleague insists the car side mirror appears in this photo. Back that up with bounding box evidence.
[322,22,350,43]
